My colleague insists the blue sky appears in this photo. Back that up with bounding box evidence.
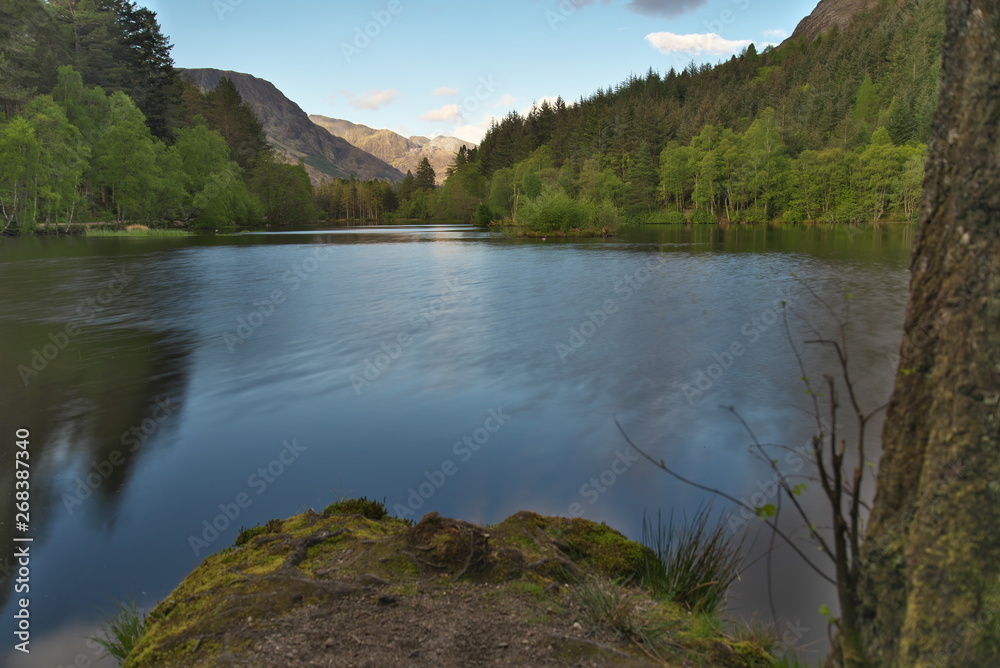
[144,0,819,143]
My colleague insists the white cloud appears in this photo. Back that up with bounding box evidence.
[454,114,499,144]
[348,89,400,111]
[433,87,459,96]
[419,104,463,124]
[762,28,788,39]
[495,93,518,109]
[645,32,751,56]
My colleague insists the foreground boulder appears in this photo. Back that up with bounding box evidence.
[127,509,771,667]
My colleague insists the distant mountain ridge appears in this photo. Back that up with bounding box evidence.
[790,0,881,41]
[309,116,475,185]
[179,68,403,184]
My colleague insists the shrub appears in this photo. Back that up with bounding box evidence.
[323,496,389,520]
[518,187,592,232]
[690,208,718,225]
[640,506,745,614]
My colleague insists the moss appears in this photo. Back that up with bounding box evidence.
[127,509,767,667]
[730,640,774,666]
[547,516,656,582]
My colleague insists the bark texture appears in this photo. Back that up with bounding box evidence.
[854,1,1000,665]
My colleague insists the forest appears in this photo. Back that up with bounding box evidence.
[0,0,317,233]
[290,0,945,231]
[0,0,944,234]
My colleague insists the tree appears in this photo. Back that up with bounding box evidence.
[0,95,88,233]
[195,77,270,168]
[0,116,40,232]
[854,127,908,221]
[741,107,788,220]
[414,157,436,191]
[659,141,693,211]
[192,162,262,228]
[51,65,110,146]
[852,1,1000,665]
[623,141,657,215]
[90,90,158,222]
[434,163,485,222]
[250,159,316,225]
[107,0,180,139]
[0,0,52,116]
[397,170,416,202]
[172,120,230,198]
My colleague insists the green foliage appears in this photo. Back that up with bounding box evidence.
[192,163,262,229]
[90,600,148,664]
[250,159,316,225]
[91,91,159,223]
[433,163,486,221]
[640,506,746,614]
[323,496,389,520]
[235,518,283,546]
[185,76,270,168]
[414,156,436,191]
[0,94,88,233]
[518,187,592,232]
[463,0,942,223]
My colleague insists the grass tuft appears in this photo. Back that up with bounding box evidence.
[640,505,746,614]
[90,600,147,664]
[323,496,389,520]
[235,518,283,546]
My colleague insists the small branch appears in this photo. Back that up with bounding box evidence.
[614,417,835,586]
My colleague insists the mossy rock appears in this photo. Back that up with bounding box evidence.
[125,508,767,667]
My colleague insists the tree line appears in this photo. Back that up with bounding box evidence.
[464,0,942,226]
[0,0,318,233]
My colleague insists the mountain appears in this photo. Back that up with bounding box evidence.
[309,116,476,185]
[790,0,881,41]
[179,69,404,184]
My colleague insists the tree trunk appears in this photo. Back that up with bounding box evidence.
[852,1,1000,665]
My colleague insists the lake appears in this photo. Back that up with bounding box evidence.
[0,223,914,665]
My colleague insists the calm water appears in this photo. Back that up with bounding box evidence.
[0,224,914,665]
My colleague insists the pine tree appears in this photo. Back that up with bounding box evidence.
[415,157,436,191]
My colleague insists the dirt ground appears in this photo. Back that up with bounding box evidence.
[222,581,663,667]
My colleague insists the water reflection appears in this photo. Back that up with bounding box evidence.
[0,224,912,664]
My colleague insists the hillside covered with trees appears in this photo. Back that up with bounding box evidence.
[0,0,318,233]
[0,0,945,233]
[459,0,944,229]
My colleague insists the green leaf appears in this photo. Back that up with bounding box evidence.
[793,483,808,496]
[756,504,776,519]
